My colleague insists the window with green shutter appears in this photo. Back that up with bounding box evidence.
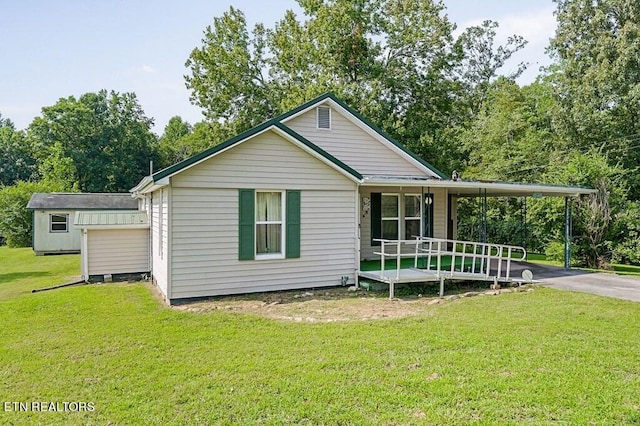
[238,189,301,260]
[371,192,381,246]
[238,189,255,260]
[286,190,301,258]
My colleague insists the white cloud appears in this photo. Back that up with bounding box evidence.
[497,7,556,46]
[138,65,157,74]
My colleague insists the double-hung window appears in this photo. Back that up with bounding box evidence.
[381,194,399,240]
[238,189,300,261]
[255,191,283,257]
[50,214,69,233]
[404,194,422,239]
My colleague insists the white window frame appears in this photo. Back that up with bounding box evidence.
[316,106,331,130]
[404,194,423,240]
[255,190,286,260]
[381,193,400,240]
[49,213,69,233]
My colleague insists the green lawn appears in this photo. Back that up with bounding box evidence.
[1,247,640,424]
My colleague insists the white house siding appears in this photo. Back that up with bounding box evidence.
[168,130,358,299]
[86,229,149,275]
[359,187,448,260]
[32,210,81,254]
[284,105,427,177]
[151,188,169,298]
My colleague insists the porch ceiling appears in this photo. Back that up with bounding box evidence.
[360,176,596,198]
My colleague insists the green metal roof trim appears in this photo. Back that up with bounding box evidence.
[277,92,448,179]
[151,119,362,182]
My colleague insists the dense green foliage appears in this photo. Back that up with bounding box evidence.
[28,90,158,193]
[1,248,640,424]
[0,114,36,186]
[0,181,65,247]
[0,0,638,267]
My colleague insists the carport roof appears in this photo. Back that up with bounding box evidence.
[361,176,596,197]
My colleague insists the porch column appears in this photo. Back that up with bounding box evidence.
[478,188,487,243]
[564,196,572,269]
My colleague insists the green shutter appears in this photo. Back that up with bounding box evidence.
[286,190,301,258]
[371,192,381,246]
[238,189,255,260]
[424,193,434,238]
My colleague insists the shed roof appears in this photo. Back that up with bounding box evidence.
[27,193,137,210]
[74,210,149,229]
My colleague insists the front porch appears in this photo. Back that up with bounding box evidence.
[356,177,596,298]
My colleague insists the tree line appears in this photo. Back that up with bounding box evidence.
[1,0,639,268]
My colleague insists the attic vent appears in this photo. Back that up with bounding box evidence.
[317,106,331,129]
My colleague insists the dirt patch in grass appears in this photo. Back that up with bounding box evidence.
[172,284,536,322]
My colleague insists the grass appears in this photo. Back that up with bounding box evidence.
[1,247,640,424]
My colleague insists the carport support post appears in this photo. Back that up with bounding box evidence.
[478,188,487,243]
[564,196,572,270]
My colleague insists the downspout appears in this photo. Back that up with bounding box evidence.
[82,229,89,281]
[354,182,361,288]
[149,192,154,282]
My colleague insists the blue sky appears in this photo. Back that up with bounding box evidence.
[0,0,557,134]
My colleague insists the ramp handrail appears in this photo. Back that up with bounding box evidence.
[372,237,526,283]
[418,237,526,282]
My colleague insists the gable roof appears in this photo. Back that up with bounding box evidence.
[131,94,444,194]
[141,120,362,188]
[27,193,137,210]
[277,93,448,179]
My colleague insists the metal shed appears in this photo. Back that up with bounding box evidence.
[75,210,150,281]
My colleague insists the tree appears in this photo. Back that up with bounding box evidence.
[158,116,193,167]
[28,90,158,192]
[549,0,640,197]
[529,150,628,267]
[185,7,279,135]
[460,78,556,183]
[454,20,528,116]
[185,1,529,176]
[37,142,79,191]
[0,114,36,186]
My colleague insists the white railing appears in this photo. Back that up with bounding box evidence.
[372,237,527,283]
[418,237,526,281]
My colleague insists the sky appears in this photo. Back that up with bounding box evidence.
[0,0,558,134]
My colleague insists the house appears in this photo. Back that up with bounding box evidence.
[26,193,138,255]
[130,93,594,304]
